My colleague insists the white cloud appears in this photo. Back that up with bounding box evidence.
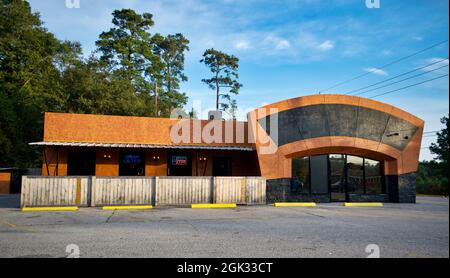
[317,40,334,51]
[234,40,250,50]
[275,39,290,50]
[364,67,388,76]
[423,57,449,73]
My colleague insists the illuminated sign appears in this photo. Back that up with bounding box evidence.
[172,156,188,166]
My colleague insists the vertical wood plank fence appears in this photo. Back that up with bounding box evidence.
[20,176,266,207]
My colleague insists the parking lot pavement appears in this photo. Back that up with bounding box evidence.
[0,195,448,258]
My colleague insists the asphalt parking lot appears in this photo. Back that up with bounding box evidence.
[0,195,448,258]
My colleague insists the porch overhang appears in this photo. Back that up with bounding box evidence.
[29,141,255,151]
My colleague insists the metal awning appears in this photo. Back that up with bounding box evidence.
[29,141,255,151]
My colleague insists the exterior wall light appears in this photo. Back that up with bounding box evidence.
[152,156,160,161]
[103,154,111,159]
[199,156,207,161]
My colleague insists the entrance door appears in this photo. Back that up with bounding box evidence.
[329,154,346,202]
[168,154,192,176]
[213,157,232,176]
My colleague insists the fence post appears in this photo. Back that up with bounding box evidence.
[209,177,214,204]
[20,176,27,208]
[90,176,96,207]
[152,176,157,206]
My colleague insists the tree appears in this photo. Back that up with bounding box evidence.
[430,115,449,167]
[153,33,189,116]
[95,9,160,97]
[0,0,75,167]
[200,48,242,112]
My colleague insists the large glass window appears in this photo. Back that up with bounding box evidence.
[346,155,364,193]
[291,157,310,193]
[310,155,328,193]
[365,158,383,193]
[119,152,145,176]
[329,154,346,193]
[291,154,384,198]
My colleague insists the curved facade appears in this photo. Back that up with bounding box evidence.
[249,94,424,203]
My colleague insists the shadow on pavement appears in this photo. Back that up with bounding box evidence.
[0,194,20,208]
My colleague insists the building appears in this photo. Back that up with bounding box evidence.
[30,94,424,203]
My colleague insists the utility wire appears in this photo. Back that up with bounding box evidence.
[368,73,449,99]
[347,57,449,95]
[423,130,439,134]
[352,64,449,96]
[319,40,449,93]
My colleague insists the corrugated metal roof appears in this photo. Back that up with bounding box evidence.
[29,141,255,151]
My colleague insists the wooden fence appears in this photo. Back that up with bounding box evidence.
[20,176,266,207]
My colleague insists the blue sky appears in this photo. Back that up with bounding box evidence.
[28,0,449,160]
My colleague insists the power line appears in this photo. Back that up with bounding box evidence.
[368,73,449,99]
[353,64,448,96]
[423,130,439,134]
[347,57,449,95]
[319,40,449,93]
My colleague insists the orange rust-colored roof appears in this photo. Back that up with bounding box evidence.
[42,112,254,148]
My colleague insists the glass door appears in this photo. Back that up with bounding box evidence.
[329,154,346,201]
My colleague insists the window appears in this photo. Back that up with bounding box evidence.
[346,155,365,193]
[365,158,383,194]
[310,155,329,194]
[119,152,145,176]
[291,154,384,197]
[67,149,95,176]
[291,157,310,193]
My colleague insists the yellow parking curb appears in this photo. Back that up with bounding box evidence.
[274,202,316,207]
[102,205,153,210]
[344,202,383,207]
[22,206,79,212]
[191,203,237,209]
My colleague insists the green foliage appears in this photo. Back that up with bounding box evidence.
[430,115,449,168]
[0,2,190,167]
[152,33,189,116]
[416,161,449,196]
[200,48,242,113]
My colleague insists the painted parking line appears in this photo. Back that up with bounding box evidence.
[102,205,153,210]
[191,203,237,209]
[343,203,384,207]
[22,206,79,212]
[274,202,316,207]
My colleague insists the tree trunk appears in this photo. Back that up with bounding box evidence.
[215,71,219,110]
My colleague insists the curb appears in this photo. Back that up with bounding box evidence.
[344,203,383,207]
[274,202,317,207]
[191,203,237,209]
[102,205,153,210]
[22,206,79,212]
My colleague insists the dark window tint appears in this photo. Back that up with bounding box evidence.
[310,155,329,194]
[346,155,364,193]
[119,152,145,176]
[67,149,96,176]
[291,157,310,193]
[365,158,383,193]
